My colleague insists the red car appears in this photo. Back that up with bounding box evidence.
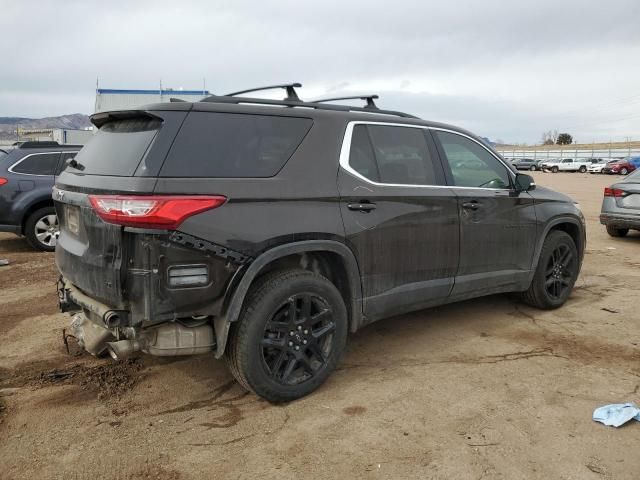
[602,159,637,175]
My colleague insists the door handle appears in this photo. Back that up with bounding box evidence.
[347,202,377,212]
[462,201,480,210]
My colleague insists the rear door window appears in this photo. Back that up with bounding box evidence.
[346,124,443,186]
[348,125,380,182]
[11,152,60,175]
[367,125,440,185]
[160,112,312,177]
[70,117,162,176]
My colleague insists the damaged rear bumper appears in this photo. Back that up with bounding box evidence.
[59,277,216,360]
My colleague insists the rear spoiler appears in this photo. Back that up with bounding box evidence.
[90,110,163,129]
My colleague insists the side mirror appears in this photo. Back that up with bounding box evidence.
[515,173,536,192]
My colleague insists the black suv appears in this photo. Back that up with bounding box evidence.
[54,84,585,402]
[0,142,82,250]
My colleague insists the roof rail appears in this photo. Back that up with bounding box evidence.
[199,94,417,119]
[17,141,60,148]
[221,83,302,102]
[314,95,379,109]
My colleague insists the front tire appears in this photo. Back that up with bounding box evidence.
[579,166,587,173]
[530,165,536,171]
[621,168,629,175]
[520,231,579,309]
[551,166,559,173]
[606,225,629,237]
[226,269,348,402]
[24,207,59,252]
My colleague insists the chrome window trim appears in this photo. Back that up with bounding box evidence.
[338,121,515,191]
[8,151,78,177]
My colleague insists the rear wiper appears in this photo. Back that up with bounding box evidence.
[66,158,85,171]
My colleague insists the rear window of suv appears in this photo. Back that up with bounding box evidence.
[70,117,161,176]
[160,112,312,177]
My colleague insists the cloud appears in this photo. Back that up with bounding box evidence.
[1,0,639,142]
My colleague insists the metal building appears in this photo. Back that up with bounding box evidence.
[16,127,94,145]
[95,88,211,113]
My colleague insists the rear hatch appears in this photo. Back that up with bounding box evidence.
[616,177,640,212]
[55,108,189,308]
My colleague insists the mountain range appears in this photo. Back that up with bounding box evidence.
[0,114,91,140]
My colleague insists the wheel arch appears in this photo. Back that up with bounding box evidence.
[213,240,363,358]
[529,216,585,284]
[21,198,55,234]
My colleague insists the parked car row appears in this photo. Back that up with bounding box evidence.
[506,156,640,175]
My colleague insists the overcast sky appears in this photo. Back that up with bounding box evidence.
[2,0,639,143]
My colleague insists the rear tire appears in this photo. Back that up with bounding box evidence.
[520,231,578,309]
[606,225,629,237]
[24,207,58,252]
[225,269,348,402]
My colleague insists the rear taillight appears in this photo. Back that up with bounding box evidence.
[88,195,226,229]
[604,187,627,197]
[0,177,7,186]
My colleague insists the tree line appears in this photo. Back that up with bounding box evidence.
[541,130,573,145]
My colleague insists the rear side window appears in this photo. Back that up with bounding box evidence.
[70,117,161,176]
[11,152,60,175]
[160,112,312,177]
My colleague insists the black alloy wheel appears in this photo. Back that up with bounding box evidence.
[226,269,347,402]
[261,293,336,385]
[520,230,579,309]
[543,243,576,300]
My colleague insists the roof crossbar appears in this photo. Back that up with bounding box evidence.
[314,95,379,109]
[222,83,302,102]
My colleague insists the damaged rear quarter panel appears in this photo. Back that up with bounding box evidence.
[123,231,239,326]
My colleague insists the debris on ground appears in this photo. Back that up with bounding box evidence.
[601,308,619,314]
[0,259,9,266]
[34,358,144,400]
[593,403,640,427]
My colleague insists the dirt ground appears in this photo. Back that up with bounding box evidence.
[1,172,639,480]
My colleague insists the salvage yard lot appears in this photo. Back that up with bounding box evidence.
[1,172,639,479]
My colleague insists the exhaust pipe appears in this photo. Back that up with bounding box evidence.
[71,314,215,361]
[106,339,141,361]
[69,314,115,356]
